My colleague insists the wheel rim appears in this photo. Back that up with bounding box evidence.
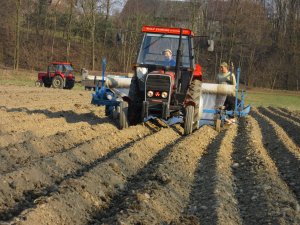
[53,79,61,87]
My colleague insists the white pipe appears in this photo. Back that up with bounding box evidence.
[82,70,235,96]
[106,77,132,88]
[202,83,235,96]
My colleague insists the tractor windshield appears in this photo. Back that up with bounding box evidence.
[48,64,74,73]
[137,33,191,68]
[64,64,74,71]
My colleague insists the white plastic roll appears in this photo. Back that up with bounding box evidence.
[202,83,235,96]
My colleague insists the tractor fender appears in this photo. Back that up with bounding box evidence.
[193,64,203,80]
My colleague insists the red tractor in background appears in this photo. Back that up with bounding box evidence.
[36,62,75,89]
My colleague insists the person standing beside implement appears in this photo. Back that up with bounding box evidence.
[217,62,236,86]
[217,62,237,124]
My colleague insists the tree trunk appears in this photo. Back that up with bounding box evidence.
[14,0,21,71]
[91,9,96,70]
[66,0,74,61]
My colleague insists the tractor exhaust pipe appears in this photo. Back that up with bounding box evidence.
[175,28,183,93]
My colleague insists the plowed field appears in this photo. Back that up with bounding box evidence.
[0,85,299,225]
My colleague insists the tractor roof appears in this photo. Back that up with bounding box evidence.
[51,62,72,65]
[142,25,194,36]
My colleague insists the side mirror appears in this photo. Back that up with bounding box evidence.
[194,36,214,52]
[207,40,214,52]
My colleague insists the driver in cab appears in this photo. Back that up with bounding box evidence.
[163,49,176,67]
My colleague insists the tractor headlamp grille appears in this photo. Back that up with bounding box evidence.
[146,75,171,91]
[145,74,171,104]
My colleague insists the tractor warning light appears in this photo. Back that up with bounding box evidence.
[155,91,161,97]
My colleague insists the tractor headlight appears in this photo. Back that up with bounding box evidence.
[147,91,154,97]
[161,92,168,98]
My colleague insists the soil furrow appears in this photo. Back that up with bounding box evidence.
[9,127,180,225]
[258,107,300,146]
[251,109,300,201]
[0,87,91,109]
[0,124,153,222]
[0,106,110,149]
[251,109,300,157]
[0,131,34,149]
[91,126,218,225]
[269,107,300,124]
[212,124,242,225]
[0,109,88,133]
[279,107,300,118]
[180,125,241,225]
[232,116,300,225]
[0,105,108,127]
[0,123,117,173]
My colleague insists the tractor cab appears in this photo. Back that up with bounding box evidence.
[48,62,74,76]
[137,26,194,70]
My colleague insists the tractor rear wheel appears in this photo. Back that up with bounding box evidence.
[52,76,64,89]
[184,105,194,135]
[119,101,129,129]
[187,79,202,131]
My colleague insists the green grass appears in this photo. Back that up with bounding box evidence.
[0,69,36,86]
[245,90,300,110]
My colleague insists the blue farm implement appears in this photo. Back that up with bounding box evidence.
[91,58,129,129]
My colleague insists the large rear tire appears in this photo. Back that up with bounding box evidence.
[119,101,129,129]
[52,76,64,89]
[186,79,202,130]
[184,105,194,135]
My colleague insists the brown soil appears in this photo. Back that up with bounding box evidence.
[0,85,299,225]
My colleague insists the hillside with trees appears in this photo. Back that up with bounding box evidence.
[2,0,300,90]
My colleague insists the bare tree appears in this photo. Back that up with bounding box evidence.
[14,0,21,70]
[79,0,98,70]
[66,0,75,61]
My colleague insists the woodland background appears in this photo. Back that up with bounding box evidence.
[1,0,300,90]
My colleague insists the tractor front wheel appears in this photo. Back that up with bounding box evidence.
[52,76,64,89]
[184,105,194,135]
[35,80,43,87]
[128,76,143,125]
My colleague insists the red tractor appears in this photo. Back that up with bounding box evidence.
[36,62,75,89]
[123,25,208,135]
